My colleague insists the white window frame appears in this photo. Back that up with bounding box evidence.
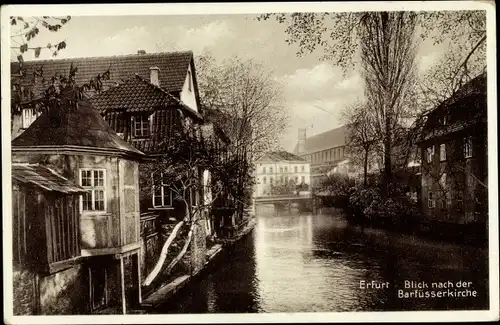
[79,168,107,213]
[440,144,446,161]
[464,136,473,158]
[439,173,447,190]
[22,108,41,129]
[427,145,434,163]
[133,115,151,138]
[152,172,173,208]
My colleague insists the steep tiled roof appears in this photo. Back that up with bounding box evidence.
[293,125,348,155]
[89,74,202,154]
[257,151,306,162]
[437,72,487,109]
[419,72,487,143]
[12,164,87,194]
[90,74,202,120]
[12,98,144,157]
[11,51,193,97]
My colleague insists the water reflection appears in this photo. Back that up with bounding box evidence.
[154,205,488,313]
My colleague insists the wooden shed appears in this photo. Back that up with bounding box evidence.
[12,99,145,314]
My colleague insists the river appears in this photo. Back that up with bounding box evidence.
[152,206,489,313]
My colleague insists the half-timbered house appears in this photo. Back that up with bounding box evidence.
[12,98,145,314]
[417,72,487,227]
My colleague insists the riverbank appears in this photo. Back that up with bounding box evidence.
[317,207,488,247]
[139,217,256,311]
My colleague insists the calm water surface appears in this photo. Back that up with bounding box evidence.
[153,206,489,313]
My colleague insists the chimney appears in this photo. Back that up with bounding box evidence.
[298,128,306,154]
[137,50,146,55]
[149,67,160,87]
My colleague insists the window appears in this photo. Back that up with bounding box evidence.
[426,146,434,163]
[428,191,435,209]
[295,176,298,183]
[439,173,447,190]
[280,167,283,173]
[285,167,288,173]
[301,166,305,172]
[464,136,473,158]
[294,166,298,173]
[440,144,446,161]
[269,167,273,173]
[22,108,41,129]
[153,173,173,208]
[133,115,150,138]
[263,167,267,174]
[263,177,267,185]
[301,176,305,183]
[285,176,289,183]
[280,176,284,183]
[80,169,106,212]
[270,177,274,185]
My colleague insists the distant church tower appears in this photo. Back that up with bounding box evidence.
[297,128,307,154]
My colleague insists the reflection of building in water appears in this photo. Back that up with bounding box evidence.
[254,213,361,312]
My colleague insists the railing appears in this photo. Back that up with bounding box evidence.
[46,195,80,265]
[140,212,160,240]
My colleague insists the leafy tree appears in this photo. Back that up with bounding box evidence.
[195,54,289,158]
[10,16,71,62]
[269,179,298,196]
[142,120,234,286]
[417,11,486,109]
[196,54,286,222]
[257,10,487,191]
[10,16,111,117]
[342,101,379,186]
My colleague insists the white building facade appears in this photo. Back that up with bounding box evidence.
[254,151,311,197]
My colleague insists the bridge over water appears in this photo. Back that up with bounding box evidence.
[253,194,315,213]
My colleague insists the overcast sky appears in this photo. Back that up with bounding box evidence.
[10,14,446,151]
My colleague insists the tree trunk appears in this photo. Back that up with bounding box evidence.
[383,100,393,195]
[165,226,194,275]
[363,147,369,187]
[143,220,185,286]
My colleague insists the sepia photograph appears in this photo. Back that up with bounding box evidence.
[1,2,498,323]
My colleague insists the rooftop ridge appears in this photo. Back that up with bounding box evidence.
[10,50,194,65]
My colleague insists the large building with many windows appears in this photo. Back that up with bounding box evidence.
[417,72,487,225]
[293,126,352,187]
[254,151,310,197]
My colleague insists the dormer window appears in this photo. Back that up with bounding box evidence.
[133,115,150,138]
